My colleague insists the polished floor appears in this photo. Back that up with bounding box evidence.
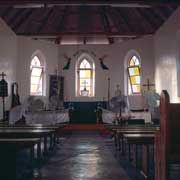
[25,131,148,180]
[30,132,139,180]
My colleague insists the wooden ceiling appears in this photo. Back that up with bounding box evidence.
[0,0,178,44]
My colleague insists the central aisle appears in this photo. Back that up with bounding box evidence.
[34,132,131,180]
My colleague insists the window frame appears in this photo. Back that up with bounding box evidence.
[127,55,141,95]
[76,57,95,97]
[30,56,44,96]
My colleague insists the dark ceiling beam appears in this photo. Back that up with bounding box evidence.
[37,7,54,33]
[99,7,114,44]
[153,7,168,21]
[134,8,156,31]
[148,8,164,24]
[114,8,134,33]
[0,7,11,17]
[17,32,153,37]
[156,6,170,18]
[6,9,26,25]
[136,8,158,30]
[56,6,69,32]
[0,0,179,6]
[12,9,34,30]
[78,6,91,33]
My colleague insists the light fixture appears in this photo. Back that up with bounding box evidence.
[13,4,45,8]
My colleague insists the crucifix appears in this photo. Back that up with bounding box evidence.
[82,80,88,90]
[0,72,8,121]
[143,78,155,91]
[81,80,89,96]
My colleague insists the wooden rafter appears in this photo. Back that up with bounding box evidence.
[157,6,171,18]
[134,8,155,32]
[153,7,167,21]
[12,9,33,30]
[99,7,111,33]
[99,7,114,44]
[0,0,179,6]
[114,8,135,33]
[0,7,11,18]
[105,7,125,34]
[148,8,164,24]
[136,8,158,30]
[7,9,26,25]
[37,7,54,33]
[57,6,69,32]
[17,31,152,37]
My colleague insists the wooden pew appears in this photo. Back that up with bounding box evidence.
[0,123,67,150]
[0,138,40,180]
[106,124,159,178]
[0,129,55,158]
[155,90,180,180]
[123,133,155,178]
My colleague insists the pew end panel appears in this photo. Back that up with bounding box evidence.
[155,90,180,180]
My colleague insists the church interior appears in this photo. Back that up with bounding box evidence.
[0,0,180,179]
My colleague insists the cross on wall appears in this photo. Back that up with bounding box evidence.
[0,72,6,79]
[142,79,155,91]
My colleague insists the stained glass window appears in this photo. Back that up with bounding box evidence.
[77,58,94,97]
[30,56,44,96]
[128,56,141,94]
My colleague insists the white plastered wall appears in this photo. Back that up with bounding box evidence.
[17,37,59,104]
[58,35,155,102]
[0,18,18,119]
[154,7,180,102]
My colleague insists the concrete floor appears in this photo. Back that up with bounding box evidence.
[31,132,133,180]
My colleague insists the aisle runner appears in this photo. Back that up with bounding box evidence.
[63,124,110,135]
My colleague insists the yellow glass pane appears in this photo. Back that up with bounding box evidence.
[130,77,136,84]
[129,59,134,66]
[134,67,140,75]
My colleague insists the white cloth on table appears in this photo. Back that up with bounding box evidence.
[102,109,116,124]
[9,105,26,125]
[102,109,151,124]
[25,110,69,125]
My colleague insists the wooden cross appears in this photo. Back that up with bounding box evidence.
[0,72,6,79]
[143,78,155,91]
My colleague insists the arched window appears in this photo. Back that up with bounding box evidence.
[127,55,141,95]
[76,57,95,97]
[30,55,44,96]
